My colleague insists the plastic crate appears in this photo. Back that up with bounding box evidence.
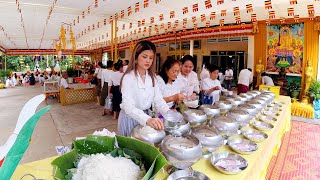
[259,85,280,98]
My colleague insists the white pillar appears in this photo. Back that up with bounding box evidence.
[247,36,255,69]
[318,34,320,80]
[190,40,194,56]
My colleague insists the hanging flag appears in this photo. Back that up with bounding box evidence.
[130,22,133,28]
[92,24,95,30]
[269,11,275,19]
[192,16,197,23]
[95,0,98,8]
[201,14,206,22]
[174,20,179,27]
[280,17,285,24]
[138,20,141,27]
[246,4,253,13]
[193,3,198,12]
[290,0,297,5]
[82,11,85,18]
[155,0,161,4]
[128,6,132,16]
[161,23,165,29]
[251,14,257,21]
[159,14,164,21]
[308,5,314,15]
[97,22,100,28]
[205,0,212,9]
[183,7,188,14]
[122,24,125,30]
[104,19,107,25]
[135,2,140,12]
[210,12,216,20]
[173,26,177,32]
[288,7,294,16]
[77,16,80,23]
[183,18,187,25]
[144,0,149,8]
[73,20,75,26]
[219,19,224,26]
[217,0,224,5]
[121,10,125,18]
[221,9,226,16]
[265,0,272,9]
[235,16,241,24]
[150,17,154,23]
[88,6,90,14]
[115,13,119,20]
[109,16,113,24]
[183,24,187,31]
[294,15,299,22]
[234,7,240,16]
[88,26,90,32]
[206,21,210,27]
[170,11,175,18]
[167,22,171,29]
[194,23,198,30]
[142,19,145,25]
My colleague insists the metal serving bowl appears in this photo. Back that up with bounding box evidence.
[163,111,184,132]
[252,121,274,131]
[209,116,240,137]
[226,98,243,108]
[222,89,233,96]
[251,98,268,107]
[160,135,202,170]
[240,93,254,100]
[211,152,248,175]
[247,100,265,111]
[237,104,259,116]
[257,115,277,124]
[130,125,166,145]
[192,126,225,158]
[199,104,220,118]
[247,91,258,98]
[167,169,210,180]
[242,129,268,143]
[238,94,250,101]
[227,109,253,123]
[215,101,233,114]
[228,138,259,155]
[250,90,261,96]
[183,109,207,127]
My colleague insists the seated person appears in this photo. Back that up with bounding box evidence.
[202,65,222,104]
[261,72,274,86]
[5,77,13,88]
[60,72,73,89]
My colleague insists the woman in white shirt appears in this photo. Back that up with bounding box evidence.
[261,72,274,86]
[202,65,222,104]
[200,62,210,87]
[109,62,124,120]
[101,61,113,110]
[94,62,103,105]
[176,55,200,99]
[119,40,170,136]
[157,58,185,109]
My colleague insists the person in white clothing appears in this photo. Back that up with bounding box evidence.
[157,58,185,109]
[224,66,234,91]
[109,62,124,119]
[5,77,13,88]
[122,60,129,73]
[119,40,170,136]
[237,68,253,94]
[101,61,113,111]
[94,62,103,105]
[60,72,73,89]
[200,62,210,87]
[261,72,274,86]
[176,55,200,99]
[202,65,222,104]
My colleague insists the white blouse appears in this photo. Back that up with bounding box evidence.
[176,71,200,96]
[156,76,182,108]
[109,71,123,86]
[202,77,221,104]
[60,77,69,89]
[94,68,103,79]
[101,69,113,88]
[120,71,170,126]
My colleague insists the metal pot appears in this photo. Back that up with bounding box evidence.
[160,135,202,169]
[183,109,207,127]
[209,116,240,137]
[199,104,220,118]
[131,125,166,145]
[222,90,233,96]
[240,93,254,100]
[169,119,191,137]
[192,126,225,158]
[231,94,247,102]
[237,104,259,116]
[215,101,233,114]
[247,100,265,111]
[163,111,184,132]
[226,98,242,108]
[226,109,254,127]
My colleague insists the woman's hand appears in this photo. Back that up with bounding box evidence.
[175,93,185,102]
[212,86,221,91]
[146,118,164,130]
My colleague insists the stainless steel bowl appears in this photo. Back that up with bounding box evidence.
[226,98,243,108]
[192,126,225,157]
[130,125,166,145]
[222,90,233,96]
[242,129,268,143]
[200,104,220,118]
[215,101,233,114]
[163,111,184,132]
[247,92,258,98]
[252,121,274,131]
[227,109,253,122]
[257,115,277,124]
[209,116,240,137]
[240,93,254,100]
[238,94,250,101]
[167,170,210,180]
[262,110,280,117]
[169,119,191,137]
[228,138,259,154]
[211,152,248,175]
[247,100,264,111]
[237,104,259,116]
[183,109,208,127]
[250,90,261,96]
[160,135,202,169]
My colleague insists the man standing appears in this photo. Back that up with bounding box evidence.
[224,66,233,91]
[122,60,129,72]
[237,68,253,94]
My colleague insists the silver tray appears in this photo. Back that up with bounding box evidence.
[167,169,210,180]
[252,121,274,131]
[258,115,277,124]
[262,110,280,117]
[228,138,258,154]
[242,129,268,142]
[211,152,248,175]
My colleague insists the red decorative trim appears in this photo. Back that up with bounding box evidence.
[0,45,6,53]
[5,49,90,56]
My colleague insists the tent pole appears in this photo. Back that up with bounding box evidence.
[111,20,114,62]
[4,54,6,71]
[114,19,118,63]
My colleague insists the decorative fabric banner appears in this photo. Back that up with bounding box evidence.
[265,0,272,9]
[135,2,140,12]
[193,3,198,12]
[269,11,276,19]
[201,14,206,22]
[183,7,188,14]
[205,0,212,9]
[144,0,149,8]
[234,7,240,16]
[210,12,216,20]
[246,4,253,13]
[266,23,304,74]
[288,8,294,16]
[221,9,226,16]
[170,11,175,18]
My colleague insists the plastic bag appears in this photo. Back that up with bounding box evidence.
[105,96,112,110]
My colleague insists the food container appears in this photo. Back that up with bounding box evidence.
[199,104,220,118]
[252,121,274,131]
[167,170,210,180]
[215,101,233,115]
[227,109,253,124]
[222,89,233,96]
[237,104,259,116]
[228,138,259,155]
[183,109,208,127]
[242,129,268,143]
[226,98,243,108]
[192,126,225,158]
[257,115,277,124]
[211,152,248,175]
[131,125,166,145]
[209,116,240,137]
[160,135,202,170]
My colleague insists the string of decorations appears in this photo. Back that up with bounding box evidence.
[0,25,17,48]
[15,0,29,49]
[39,0,58,49]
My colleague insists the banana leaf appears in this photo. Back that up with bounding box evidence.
[51,135,167,180]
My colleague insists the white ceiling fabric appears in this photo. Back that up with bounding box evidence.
[0,0,319,50]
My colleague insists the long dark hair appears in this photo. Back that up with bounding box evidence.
[120,40,157,87]
[159,58,180,84]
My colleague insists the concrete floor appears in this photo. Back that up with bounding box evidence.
[0,85,117,164]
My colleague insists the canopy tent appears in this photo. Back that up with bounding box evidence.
[0,0,319,51]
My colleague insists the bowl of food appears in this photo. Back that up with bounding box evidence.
[257,115,277,124]
[131,125,166,145]
[252,121,274,131]
[226,98,243,108]
[242,129,268,143]
[237,104,259,116]
[183,109,208,127]
[211,152,248,175]
[167,169,210,180]
[215,101,233,114]
[209,116,240,137]
[199,104,220,118]
[160,135,202,170]
[227,138,259,154]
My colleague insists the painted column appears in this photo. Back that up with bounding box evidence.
[190,40,194,56]
[318,33,320,80]
[247,35,255,69]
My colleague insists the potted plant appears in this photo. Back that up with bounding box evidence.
[66,67,75,84]
[287,80,301,99]
[309,80,320,119]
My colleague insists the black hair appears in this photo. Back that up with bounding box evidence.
[207,64,220,73]
[261,72,267,76]
[181,55,195,65]
[248,68,252,72]
[159,58,180,84]
[107,60,113,69]
[98,62,103,67]
[125,60,129,64]
[204,61,211,69]
[114,62,123,71]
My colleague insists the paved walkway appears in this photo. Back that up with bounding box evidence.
[0,85,116,163]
